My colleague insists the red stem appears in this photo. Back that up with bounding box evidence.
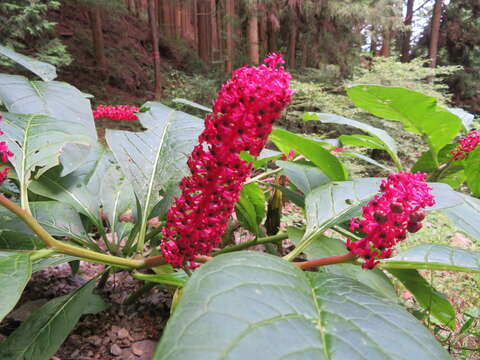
[293,253,357,269]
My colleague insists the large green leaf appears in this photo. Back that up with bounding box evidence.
[32,255,80,273]
[0,232,44,250]
[154,252,449,360]
[347,85,462,158]
[0,75,97,175]
[0,202,88,247]
[0,45,57,81]
[0,277,106,360]
[0,252,31,322]
[235,183,266,235]
[29,145,113,223]
[465,146,480,197]
[1,112,93,207]
[439,193,480,240]
[388,269,456,330]
[288,227,396,300]
[30,202,88,242]
[100,163,136,242]
[106,102,203,245]
[304,178,382,238]
[270,128,348,181]
[304,112,401,167]
[379,244,480,272]
[277,160,330,194]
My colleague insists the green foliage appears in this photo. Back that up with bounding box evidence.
[1,49,480,360]
[154,252,450,360]
[0,0,71,68]
[348,57,461,104]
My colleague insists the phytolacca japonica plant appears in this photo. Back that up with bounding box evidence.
[0,47,478,360]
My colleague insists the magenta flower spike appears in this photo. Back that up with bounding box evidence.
[451,129,480,161]
[0,115,13,185]
[346,172,435,269]
[93,105,140,121]
[161,54,293,267]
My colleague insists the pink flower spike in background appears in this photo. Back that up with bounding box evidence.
[161,53,293,267]
[93,105,140,122]
[451,129,480,160]
[0,115,13,185]
[346,172,435,269]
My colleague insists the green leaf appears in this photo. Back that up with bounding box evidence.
[277,160,330,194]
[339,134,386,149]
[304,112,401,167]
[0,252,31,322]
[0,231,44,250]
[288,226,396,300]
[32,255,80,273]
[30,202,88,242]
[154,252,449,360]
[447,107,474,130]
[347,85,462,158]
[132,271,188,287]
[0,277,105,360]
[0,74,97,175]
[465,146,480,196]
[106,102,203,245]
[29,144,113,223]
[439,193,480,240]
[0,45,57,81]
[172,98,212,112]
[99,163,136,241]
[304,178,382,238]
[1,112,93,206]
[388,269,456,330]
[270,128,348,181]
[235,183,266,235]
[379,244,480,272]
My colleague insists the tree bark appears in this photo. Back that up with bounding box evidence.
[88,6,106,68]
[224,0,235,73]
[429,0,443,68]
[287,4,298,68]
[247,0,259,65]
[379,29,391,57]
[401,0,415,62]
[148,0,162,96]
[197,0,212,64]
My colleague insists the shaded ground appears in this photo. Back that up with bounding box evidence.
[0,262,172,360]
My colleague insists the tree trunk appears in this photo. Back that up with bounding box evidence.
[210,0,220,61]
[370,25,377,55]
[148,0,162,96]
[88,6,106,68]
[401,0,415,62]
[287,5,298,68]
[197,0,212,64]
[429,0,443,68]
[379,29,391,57]
[224,0,235,73]
[247,0,259,65]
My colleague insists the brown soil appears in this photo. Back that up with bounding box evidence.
[0,262,172,360]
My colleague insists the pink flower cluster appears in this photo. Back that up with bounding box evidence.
[451,129,480,160]
[92,105,140,122]
[346,172,435,269]
[0,115,13,185]
[161,54,292,267]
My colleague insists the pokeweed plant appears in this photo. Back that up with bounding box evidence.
[0,46,478,360]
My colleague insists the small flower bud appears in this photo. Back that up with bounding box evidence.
[409,210,426,223]
[407,221,423,233]
[373,210,388,224]
[389,201,404,214]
